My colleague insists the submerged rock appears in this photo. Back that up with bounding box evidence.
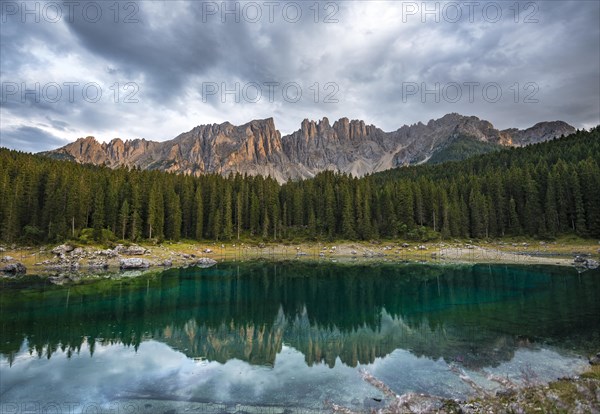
[49,275,69,285]
[44,261,80,271]
[119,258,150,269]
[194,257,217,268]
[87,259,108,269]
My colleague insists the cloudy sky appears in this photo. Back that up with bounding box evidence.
[1,0,599,152]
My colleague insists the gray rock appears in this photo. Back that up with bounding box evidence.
[70,247,85,257]
[49,275,68,285]
[162,259,173,267]
[120,270,145,278]
[45,261,80,271]
[1,262,26,274]
[1,255,14,262]
[97,249,118,257]
[496,389,517,398]
[574,256,599,270]
[116,245,147,255]
[194,257,217,268]
[119,258,150,269]
[589,353,600,365]
[87,260,108,269]
[51,244,74,255]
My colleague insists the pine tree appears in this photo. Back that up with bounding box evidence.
[222,184,233,240]
[440,192,451,239]
[324,181,336,239]
[236,191,243,240]
[507,197,521,235]
[544,174,559,236]
[523,174,541,235]
[194,186,204,239]
[250,191,260,236]
[147,181,164,239]
[341,185,356,239]
[92,184,105,241]
[119,200,130,240]
[165,188,182,241]
[570,170,587,235]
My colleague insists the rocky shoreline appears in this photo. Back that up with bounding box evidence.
[1,240,599,282]
[0,243,220,283]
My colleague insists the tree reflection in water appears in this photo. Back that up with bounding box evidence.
[1,262,599,370]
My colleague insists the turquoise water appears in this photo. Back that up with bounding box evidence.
[1,262,599,412]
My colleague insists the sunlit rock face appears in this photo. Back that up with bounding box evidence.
[42,114,575,182]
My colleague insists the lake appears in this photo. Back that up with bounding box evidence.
[1,262,599,413]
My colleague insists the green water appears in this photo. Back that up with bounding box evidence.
[1,262,599,412]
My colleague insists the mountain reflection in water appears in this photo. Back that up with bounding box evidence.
[1,262,599,370]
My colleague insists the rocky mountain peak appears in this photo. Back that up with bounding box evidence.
[42,114,576,182]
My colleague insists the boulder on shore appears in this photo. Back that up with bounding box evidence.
[115,245,147,255]
[1,262,27,275]
[119,258,150,269]
[97,249,119,257]
[574,256,599,270]
[194,257,217,268]
[52,244,74,256]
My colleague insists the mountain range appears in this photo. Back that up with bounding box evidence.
[42,113,575,182]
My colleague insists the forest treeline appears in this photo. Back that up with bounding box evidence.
[1,127,599,244]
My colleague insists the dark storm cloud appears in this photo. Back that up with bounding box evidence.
[1,0,599,150]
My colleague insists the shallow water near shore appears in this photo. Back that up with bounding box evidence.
[1,262,599,412]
